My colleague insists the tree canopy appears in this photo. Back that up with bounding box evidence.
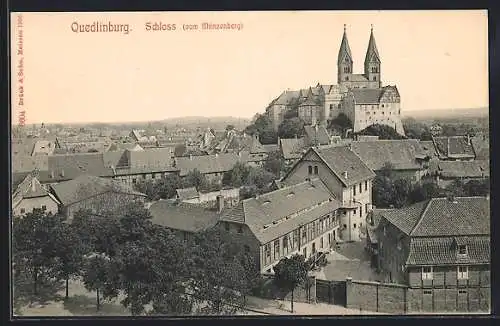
[273,254,309,313]
[357,124,403,140]
[277,117,304,139]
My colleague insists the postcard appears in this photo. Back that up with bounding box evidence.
[10,10,489,317]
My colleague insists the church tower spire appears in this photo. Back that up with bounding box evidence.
[364,24,381,88]
[338,24,353,85]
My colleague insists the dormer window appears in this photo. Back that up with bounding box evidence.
[458,244,467,256]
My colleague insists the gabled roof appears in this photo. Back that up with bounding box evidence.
[280,138,306,160]
[176,187,199,200]
[149,200,219,233]
[364,27,381,64]
[381,197,490,238]
[127,147,175,169]
[270,90,300,106]
[437,160,489,178]
[311,146,376,187]
[12,154,49,174]
[303,125,331,146]
[406,236,490,266]
[175,153,240,176]
[12,174,60,209]
[349,74,370,82]
[432,136,475,159]
[50,174,146,206]
[351,88,384,104]
[220,178,340,244]
[37,153,114,183]
[350,140,425,171]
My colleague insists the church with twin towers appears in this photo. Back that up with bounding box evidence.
[266,25,405,136]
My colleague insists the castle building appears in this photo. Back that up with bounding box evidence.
[266,25,405,136]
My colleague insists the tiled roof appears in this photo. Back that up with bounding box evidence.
[350,74,370,82]
[280,138,306,160]
[12,155,49,174]
[220,178,340,244]
[313,146,376,187]
[128,147,175,169]
[149,200,219,233]
[350,140,425,171]
[299,96,319,106]
[175,153,240,176]
[378,201,430,235]
[50,174,146,206]
[437,160,489,178]
[471,136,489,160]
[406,236,490,266]
[262,144,279,153]
[271,90,300,106]
[321,85,333,94]
[351,88,383,104]
[37,153,114,183]
[31,140,56,156]
[433,136,475,159]
[419,141,439,159]
[238,151,268,163]
[304,125,331,146]
[12,174,59,208]
[411,197,490,237]
[176,187,199,200]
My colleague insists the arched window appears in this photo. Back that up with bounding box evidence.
[308,165,313,175]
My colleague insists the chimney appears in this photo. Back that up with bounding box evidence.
[216,195,224,213]
[343,171,348,179]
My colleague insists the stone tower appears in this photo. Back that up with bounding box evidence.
[337,24,353,84]
[364,25,381,88]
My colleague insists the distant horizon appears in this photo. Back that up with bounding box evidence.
[11,106,489,127]
[11,11,488,125]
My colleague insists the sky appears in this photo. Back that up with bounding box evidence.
[10,10,488,124]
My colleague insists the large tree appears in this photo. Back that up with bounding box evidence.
[277,117,304,139]
[273,254,309,313]
[184,169,210,192]
[244,114,278,145]
[12,210,64,299]
[357,124,403,140]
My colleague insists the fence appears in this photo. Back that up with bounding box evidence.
[252,274,316,304]
[315,277,490,314]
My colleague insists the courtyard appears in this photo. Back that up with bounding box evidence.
[316,240,383,282]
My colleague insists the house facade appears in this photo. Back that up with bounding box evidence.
[374,197,490,312]
[12,173,60,217]
[281,146,376,242]
[219,178,341,273]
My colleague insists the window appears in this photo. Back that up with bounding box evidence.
[345,76,349,81]
[330,104,333,110]
[302,227,307,242]
[458,266,469,279]
[423,290,432,295]
[373,76,377,81]
[320,236,324,248]
[353,209,357,216]
[244,245,250,253]
[143,174,147,179]
[366,203,369,213]
[314,166,318,175]
[343,224,347,229]
[225,222,230,231]
[422,266,433,280]
[360,222,363,227]
[132,178,137,184]
[274,240,280,260]
[383,226,386,236]
[381,104,384,108]
[308,165,313,175]
[359,183,362,193]
[265,244,271,261]
[360,206,363,217]
[353,223,357,228]
[20,208,25,214]
[365,181,368,191]
[41,205,47,211]
[237,225,243,234]
[353,186,356,196]
[152,173,156,179]
[459,290,467,294]
[458,245,468,256]
[303,247,307,258]
[283,235,289,253]
[293,230,299,249]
